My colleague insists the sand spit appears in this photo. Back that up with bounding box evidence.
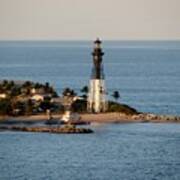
[0,112,180,124]
[81,113,180,123]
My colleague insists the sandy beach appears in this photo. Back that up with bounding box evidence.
[1,112,180,124]
[81,113,180,123]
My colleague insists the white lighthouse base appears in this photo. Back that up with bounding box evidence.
[88,79,107,113]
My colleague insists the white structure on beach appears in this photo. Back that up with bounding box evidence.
[61,110,80,122]
[0,93,7,99]
[88,39,107,113]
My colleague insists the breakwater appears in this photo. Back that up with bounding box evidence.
[0,125,93,134]
[80,112,180,123]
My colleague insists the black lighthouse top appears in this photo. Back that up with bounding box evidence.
[91,38,104,79]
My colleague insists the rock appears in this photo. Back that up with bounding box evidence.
[0,125,93,134]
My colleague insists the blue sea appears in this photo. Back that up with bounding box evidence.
[0,41,180,115]
[0,41,180,180]
[0,123,180,180]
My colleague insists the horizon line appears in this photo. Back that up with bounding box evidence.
[0,39,180,42]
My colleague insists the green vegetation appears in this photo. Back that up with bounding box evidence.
[72,99,87,113]
[0,81,138,116]
[70,99,138,115]
[62,86,138,115]
[0,80,59,116]
[0,98,11,115]
[112,91,120,102]
[107,101,139,115]
[62,88,76,97]
[81,86,89,99]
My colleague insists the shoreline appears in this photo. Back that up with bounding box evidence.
[1,112,180,124]
[81,112,180,123]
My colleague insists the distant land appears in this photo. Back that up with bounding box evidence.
[0,80,180,124]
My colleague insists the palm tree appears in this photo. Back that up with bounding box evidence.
[2,80,8,87]
[23,81,32,88]
[63,88,76,97]
[112,91,120,102]
[34,82,41,89]
[44,82,50,93]
[81,86,88,94]
[81,86,88,99]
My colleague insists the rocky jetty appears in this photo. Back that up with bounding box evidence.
[80,112,180,123]
[0,125,93,134]
[130,113,180,122]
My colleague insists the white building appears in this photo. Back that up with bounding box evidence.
[0,93,7,99]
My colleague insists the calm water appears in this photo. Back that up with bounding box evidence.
[0,123,180,180]
[0,41,180,115]
[0,41,180,180]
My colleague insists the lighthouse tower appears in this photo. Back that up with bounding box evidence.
[88,39,107,113]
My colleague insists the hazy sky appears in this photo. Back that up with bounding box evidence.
[0,0,180,40]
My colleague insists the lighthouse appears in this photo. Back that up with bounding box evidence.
[88,39,107,113]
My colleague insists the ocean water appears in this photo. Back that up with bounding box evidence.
[0,123,180,180]
[0,41,180,180]
[0,41,180,115]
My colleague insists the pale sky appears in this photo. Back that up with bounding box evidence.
[0,0,180,40]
